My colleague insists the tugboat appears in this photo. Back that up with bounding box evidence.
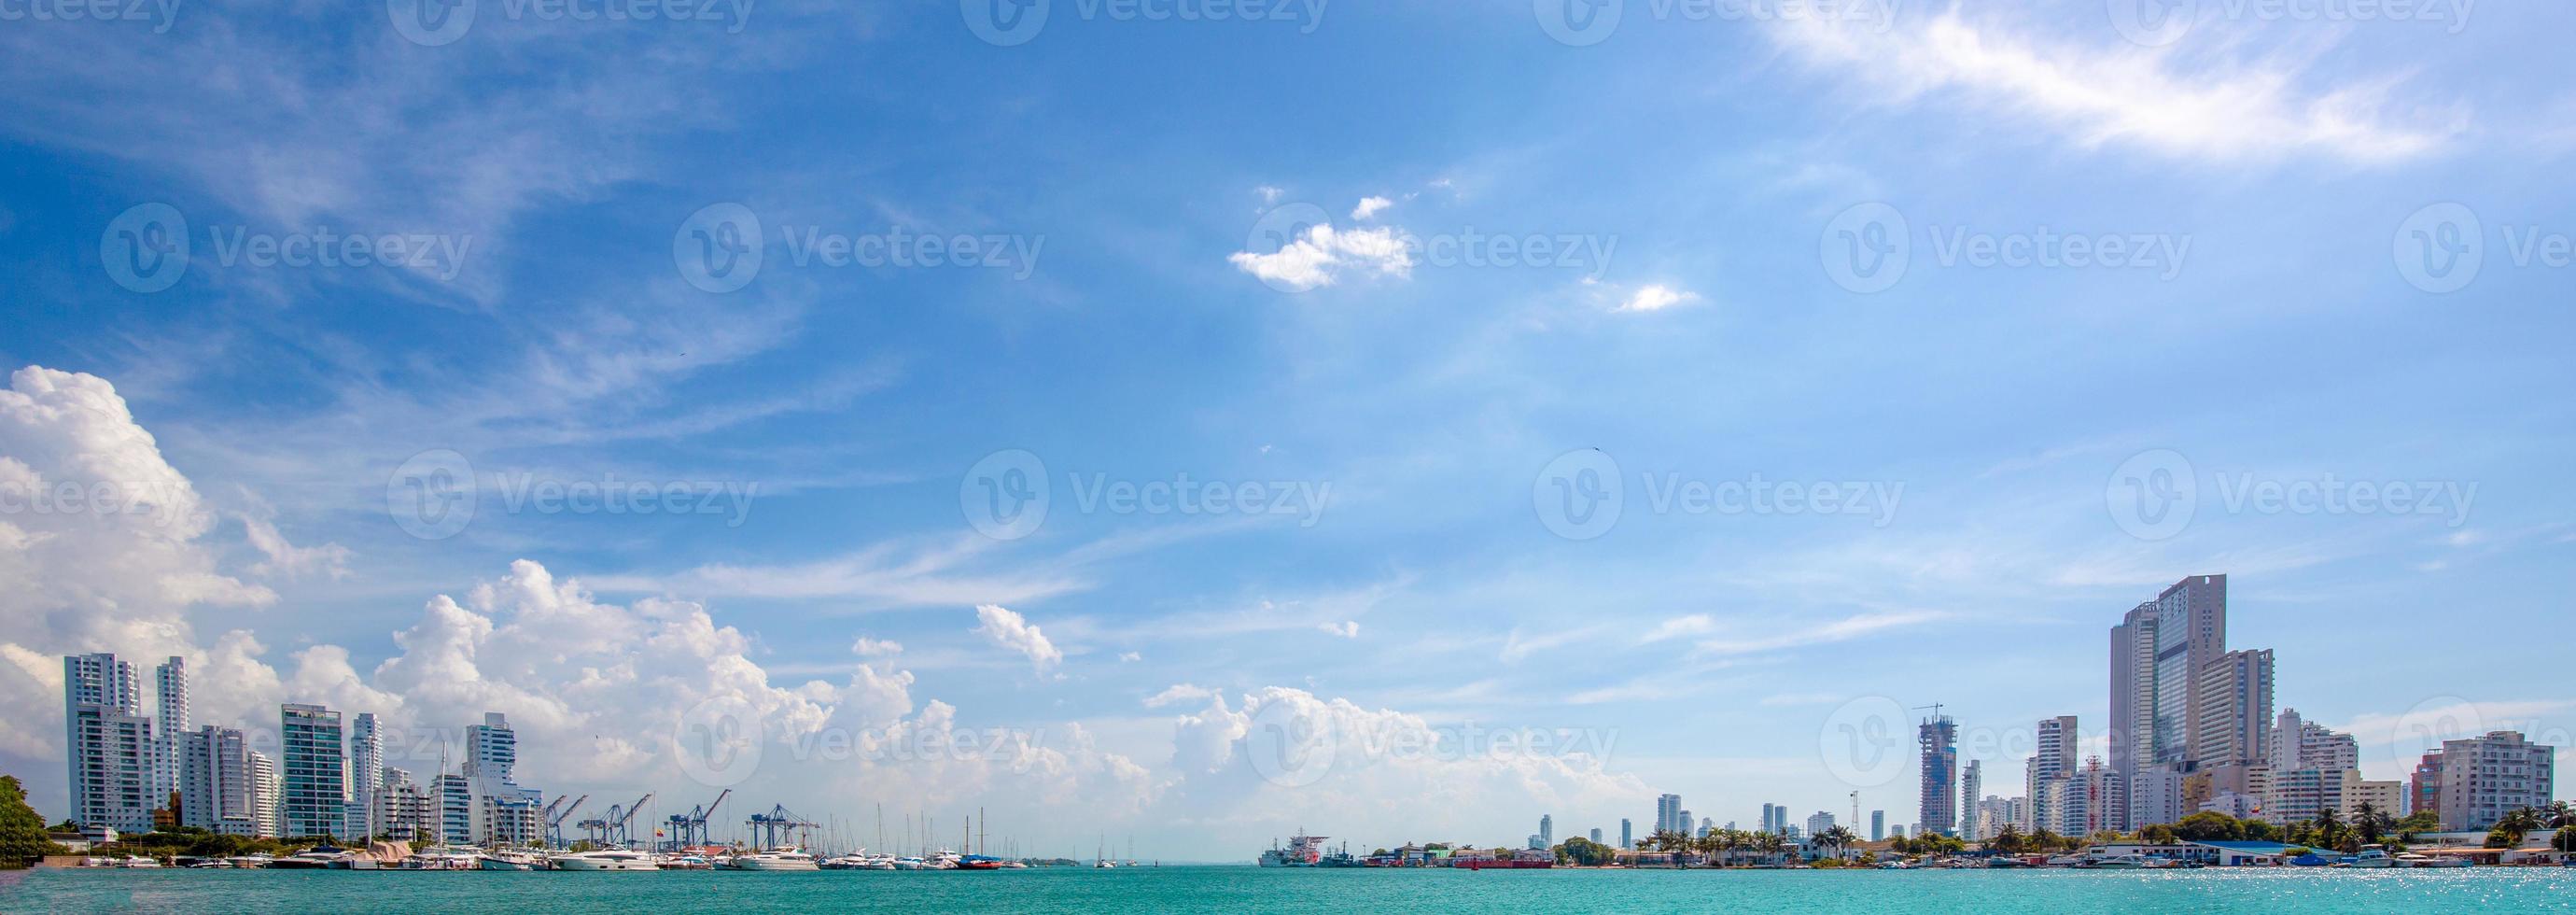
[1257,832,1329,867]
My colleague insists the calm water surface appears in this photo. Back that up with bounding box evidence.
[7,866,2576,913]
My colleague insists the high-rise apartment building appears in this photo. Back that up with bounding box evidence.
[1620,818,1631,849]
[2027,715,2079,833]
[250,751,280,838]
[1870,809,1884,841]
[176,725,259,837]
[1919,714,1958,837]
[1539,814,1552,847]
[1656,794,1682,836]
[2191,649,2273,767]
[153,656,188,805]
[1958,760,1981,839]
[280,703,347,838]
[2110,575,2228,782]
[63,653,156,832]
[2271,710,2359,774]
[2429,731,2555,831]
[348,712,383,839]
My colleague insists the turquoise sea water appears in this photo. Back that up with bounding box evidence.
[8,866,2576,914]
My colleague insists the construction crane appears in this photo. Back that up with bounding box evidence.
[661,788,730,851]
[745,804,819,851]
[579,793,653,848]
[545,794,587,848]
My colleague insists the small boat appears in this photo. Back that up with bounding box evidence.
[226,854,276,868]
[726,849,822,871]
[820,852,880,870]
[2086,854,2148,869]
[267,847,350,869]
[118,855,162,868]
[892,856,929,871]
[478,851,546,871]
[2350,846,2398,868]
[553,850,661,872]
[956,854,1007,871]
[661,854,716,870]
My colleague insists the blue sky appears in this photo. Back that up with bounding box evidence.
[2,1,2571,855]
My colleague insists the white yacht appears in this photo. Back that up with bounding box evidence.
[2351,846,2398,868]
[478,850,547,871]
[892,856,929,871]
[553,850,662,871]
[725,849,822,871]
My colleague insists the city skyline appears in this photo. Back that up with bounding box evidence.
[4,2,2574,861]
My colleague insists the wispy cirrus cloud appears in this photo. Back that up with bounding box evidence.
[1765,9,2467,165]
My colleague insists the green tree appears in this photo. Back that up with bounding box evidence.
[1989,824,2024,855]
[1815,825,1859,861]
[2490,808,2543,850]
[2173,811,2244,842]
[2351,802,2395,846]
[0,775,71,866]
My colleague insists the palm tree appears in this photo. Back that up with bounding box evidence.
[1710,829,1743,867]
[2494,808,2544,849]
[2544,801,2576,830]
[2351,802,2397,846]
[1817,825,1859,862]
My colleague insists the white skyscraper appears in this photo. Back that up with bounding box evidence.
[250,751,281,838]
[153,656,188,805]
[1539,813,1553,847]
[1958,760,1982,839]
[63,653,153,832]
[177,725,259,837]
[348,712,384,839]
[1657,794,1682,836]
